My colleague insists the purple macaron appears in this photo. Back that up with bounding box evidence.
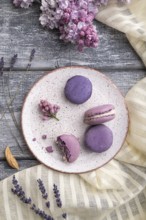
[56,134,80,163]
[84,125,113,153]
[84,104,115,125]
[64,75,92,104]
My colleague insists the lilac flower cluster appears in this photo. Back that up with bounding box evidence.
[12,0,131,50]
[40,0,99,51]
[13,0,34,8]
[39,100,60,121]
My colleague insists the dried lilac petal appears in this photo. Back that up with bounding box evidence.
[46,146,53,153]
[32,138,36,141]
[42,134,47,139]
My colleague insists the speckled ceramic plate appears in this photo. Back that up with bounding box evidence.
[21,66,128,173]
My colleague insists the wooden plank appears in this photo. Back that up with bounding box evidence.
[0,160,39,181]
[0,70,145,160]
[0,1,144,70]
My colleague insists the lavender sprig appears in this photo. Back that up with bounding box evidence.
[0,57,4,76]
[37,179,53,217]
[10,54,18,71]
[30,203,54,220]
[27,48,36,69]
[12,175,54,220]
[37,179,48,200]
[12,175,32,204]
[53,184,62,208]
[53,184,67,219]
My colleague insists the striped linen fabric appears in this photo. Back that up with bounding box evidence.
[96,0,146,66]
[0,0,146,219]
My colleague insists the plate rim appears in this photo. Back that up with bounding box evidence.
[21,66,129,174]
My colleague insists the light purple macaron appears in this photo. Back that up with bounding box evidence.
[56,134,80,163]
[64,75,92,104]
[84,124,113,153]
[84,104,115,125]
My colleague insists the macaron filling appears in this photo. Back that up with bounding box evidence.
[84,104,116,125]
[87,109,115,119]
[57,137,71,162]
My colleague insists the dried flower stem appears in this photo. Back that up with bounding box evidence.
[51,114,59,121]
[0,49,36,123]
[5,54,20,131]
[1,55,20,131]
[4,115,23,151]
[2,73,20,132]
[0,62,23,151]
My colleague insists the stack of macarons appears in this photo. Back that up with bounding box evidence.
[83,104,115,153]
[57,75,116,163]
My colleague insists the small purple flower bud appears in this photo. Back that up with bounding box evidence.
[80,31,85,37]
[62,213,67,219]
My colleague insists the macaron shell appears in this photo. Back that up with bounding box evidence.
[84,104,115,125]
[64,75,92,104]
[84,125,113,153]
[58,134,80,162]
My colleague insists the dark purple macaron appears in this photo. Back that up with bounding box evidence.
[64,75,92,104]
[84,104,115,125]
[84,125,113,153]
[56,134,80,163]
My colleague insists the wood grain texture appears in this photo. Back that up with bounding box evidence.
[0,1,144,70]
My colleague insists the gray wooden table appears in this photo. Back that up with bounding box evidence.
[0,1,145,180]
